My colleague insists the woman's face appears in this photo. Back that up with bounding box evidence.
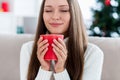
[43,0,70,34]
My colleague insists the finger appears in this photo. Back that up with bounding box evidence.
[37,37,43,45]
[37,43,48,57]
[52,44,66,59]
[37,47,48,58]
[53,48,62,60]
[58,38,66,49]
[52,43,61,54]
[58,38,68,56]
[40,48,48,59]
[53,39,67,56]
[38,39,48,49]
[38,48,48,63]
[37,43,49,55]
[53,39,64,51]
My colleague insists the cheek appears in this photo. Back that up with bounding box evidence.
[65,13,70,21]
[64,16,70,30]
[43,13,49,23]
[65,15,70,25]
[43,14,46,22]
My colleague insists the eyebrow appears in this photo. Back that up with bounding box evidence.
[44,5,69,8]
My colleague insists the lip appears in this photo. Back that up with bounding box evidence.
[49,23,63,27]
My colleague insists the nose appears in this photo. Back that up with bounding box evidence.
[52,11,60,20]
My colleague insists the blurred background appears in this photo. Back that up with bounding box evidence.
[0,1,120,80]
[0,0,120,37]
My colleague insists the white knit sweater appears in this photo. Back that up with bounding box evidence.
[20,40,104,80]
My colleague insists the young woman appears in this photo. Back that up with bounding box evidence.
[20,0,104,80]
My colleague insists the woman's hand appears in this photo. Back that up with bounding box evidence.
[52,38,68,73]
[37,37,50,71]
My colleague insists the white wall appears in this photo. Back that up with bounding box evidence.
[78,0,96,20]
[78,0,96,29]
[24,17,37,34]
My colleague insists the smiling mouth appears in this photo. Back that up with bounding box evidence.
[50,23,63,27]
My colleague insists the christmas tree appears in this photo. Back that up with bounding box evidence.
[90,0,120,37]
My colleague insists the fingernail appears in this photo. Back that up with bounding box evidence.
[58,38,61,41]
[40,37,43,39]
[47,43,49,46]
[53,39,56,42]
[51,43,54,46]
[45,39,48,42]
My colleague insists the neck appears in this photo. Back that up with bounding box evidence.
[46,31,69,39]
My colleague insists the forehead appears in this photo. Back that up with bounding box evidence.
[44,0,69,7]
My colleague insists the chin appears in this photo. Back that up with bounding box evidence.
[49,31,63,34]
[51,33,62,35]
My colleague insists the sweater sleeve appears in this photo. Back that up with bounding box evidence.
[35,66,52,80]
[83,44,104,80]
[53,69,70,80]
[20,43,31,80]
[20,42,53,80]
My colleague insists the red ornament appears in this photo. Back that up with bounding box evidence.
[105,0,111,6]
[2,2,9,12]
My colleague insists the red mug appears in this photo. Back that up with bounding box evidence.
[40,34,64,60]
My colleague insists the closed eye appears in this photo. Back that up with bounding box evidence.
[44,10,53,12]
[60,10,69,12]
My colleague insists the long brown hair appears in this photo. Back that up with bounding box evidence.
[27,0,88,80]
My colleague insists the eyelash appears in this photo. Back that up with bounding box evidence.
[45,10,69,13]
[60,10,69,12]
[45,10,52,12]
